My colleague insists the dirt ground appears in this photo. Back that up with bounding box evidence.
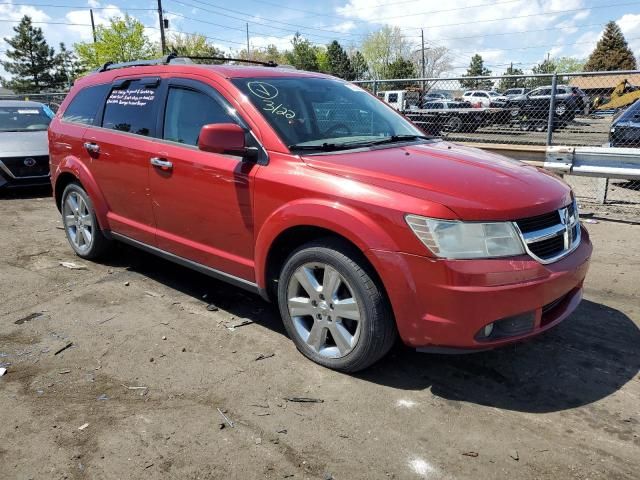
[0,187,638,480]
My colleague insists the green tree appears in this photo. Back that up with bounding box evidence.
[74,14,155,71]
[554,56,585,73]
[1,15,56,93]
[361,25,410,79]
[460,54,493,89]
[498,64,525,90]
[315,47,330,73]
[584,21,637,71]
[350,50,368,80]
[325,41,355,80]
[51,43,82,90]
[238,44,285,64]
[167,33,224,63]
[385,57,416,79]
[284,33,319,71]
[528,58,556,88]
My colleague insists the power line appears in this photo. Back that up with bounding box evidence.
[0,2,155,10]
[169,0,364,37]
[245,0,525,21]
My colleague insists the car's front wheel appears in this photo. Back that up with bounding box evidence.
[61,182,111,259]
[277,239,396,372]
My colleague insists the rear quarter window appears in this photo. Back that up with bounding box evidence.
[102,79,159,136]
[62,84,110,125]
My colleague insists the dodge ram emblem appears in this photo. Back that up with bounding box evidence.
[23,157,36,167]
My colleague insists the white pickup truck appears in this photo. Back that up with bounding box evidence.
[376,90,422,111]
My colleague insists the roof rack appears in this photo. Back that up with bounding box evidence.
[96,53,278,73]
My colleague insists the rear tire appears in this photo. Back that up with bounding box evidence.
[277,238,396,372]
[61,182,111,259]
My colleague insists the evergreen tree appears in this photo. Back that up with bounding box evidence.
[498,64,525,90]
[460,54,493,89]
[1,16,56,93]
[52,43,81,90]
[350,50,368,80]
[385,57,416,79]
[584,21,637,71]
[284,33,319,71]
[326,41,355,80]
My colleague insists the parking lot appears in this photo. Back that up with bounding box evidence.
[0,188,638,480]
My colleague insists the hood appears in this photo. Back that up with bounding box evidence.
[0,130,49,157]
[302,141,572,221]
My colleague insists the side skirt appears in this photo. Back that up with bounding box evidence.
[110,232,266,298]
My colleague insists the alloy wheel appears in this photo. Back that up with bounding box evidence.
[287,262,362,358]
[63,191,94,254]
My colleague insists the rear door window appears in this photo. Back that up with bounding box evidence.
[102,79,159,136]
[163,87,234,146]
[62,84,110,125]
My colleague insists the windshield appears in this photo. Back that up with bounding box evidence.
[232,77,426,151]
[0,105,53,132]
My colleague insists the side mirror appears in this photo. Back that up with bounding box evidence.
[198,123,258,161]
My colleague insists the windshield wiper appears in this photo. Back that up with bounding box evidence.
[288,135,430,153]
[288,143,357,152]
[358,134,431,146]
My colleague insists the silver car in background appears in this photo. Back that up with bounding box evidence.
[0,100,54,189]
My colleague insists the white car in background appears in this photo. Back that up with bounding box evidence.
[461,90,502,107]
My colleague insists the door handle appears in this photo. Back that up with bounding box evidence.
[84,142,100,154]
[150,157,173,170]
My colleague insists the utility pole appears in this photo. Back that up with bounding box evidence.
[89,9,97,43]
[246,23,250,59]
[157,0,167,55]
[421,28,426,92]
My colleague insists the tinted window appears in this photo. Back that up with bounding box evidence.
[62,84,109,125]
[387,93,398,102]
[102,80,158,136]
[163,88,233,145]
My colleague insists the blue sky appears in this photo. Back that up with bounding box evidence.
[1,0,639,76]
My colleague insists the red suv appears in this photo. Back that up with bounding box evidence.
[49,57,592,371]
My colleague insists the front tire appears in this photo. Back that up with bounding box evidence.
[61,182,111,259]
[277,239,396,372]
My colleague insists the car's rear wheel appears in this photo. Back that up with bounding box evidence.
[444,116,463,132]
[61,182,110,259]
[277,239,396,372]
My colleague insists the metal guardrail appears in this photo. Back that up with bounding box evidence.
[545,146,640,179]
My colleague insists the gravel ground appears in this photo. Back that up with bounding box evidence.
[0,187,638,480]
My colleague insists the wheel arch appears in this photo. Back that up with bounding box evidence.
[54,156,110,230]
[255,200,399,301]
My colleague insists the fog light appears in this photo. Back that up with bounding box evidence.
[483,323,494,337]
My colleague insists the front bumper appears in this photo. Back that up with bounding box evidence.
[368,225,592,350]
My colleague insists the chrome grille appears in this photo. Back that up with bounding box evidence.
[514,200,581,264]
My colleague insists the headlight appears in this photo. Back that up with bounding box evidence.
[405,215,525,259]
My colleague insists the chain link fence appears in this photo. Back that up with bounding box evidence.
[355,70,640,222]
[0,92,68,112]
[2,77,638,221]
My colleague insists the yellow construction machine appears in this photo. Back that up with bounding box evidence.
[595,79,640,110]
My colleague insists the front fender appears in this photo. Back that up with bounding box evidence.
[55,156,110,231]
[254,198,400,288]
